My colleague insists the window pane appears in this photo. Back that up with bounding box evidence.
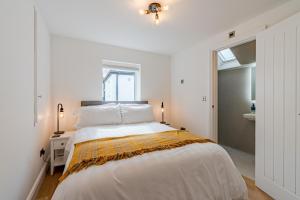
[218,48,236,62]
[118,74,135,101]
[104,74,117,101]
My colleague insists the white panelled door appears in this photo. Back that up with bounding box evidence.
[256,12,300,200]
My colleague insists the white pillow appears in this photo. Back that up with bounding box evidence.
[121,104,154,124]
[75,104,121,129]
[73,103,117,116]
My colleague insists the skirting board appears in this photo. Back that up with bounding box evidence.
[26,157,49,200]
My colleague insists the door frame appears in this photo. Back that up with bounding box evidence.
[210,34,257,143]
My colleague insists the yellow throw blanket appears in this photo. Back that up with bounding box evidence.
[59,130,212,183]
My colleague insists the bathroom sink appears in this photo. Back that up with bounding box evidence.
[243,113,255,121]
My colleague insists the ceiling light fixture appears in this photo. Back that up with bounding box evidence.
[139,2,168,25]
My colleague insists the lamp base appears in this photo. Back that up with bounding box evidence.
[160,121,166,124]
[54,131,65,135]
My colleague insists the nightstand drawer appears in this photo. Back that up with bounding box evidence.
[50,131,75,175]
[53,139,68,149]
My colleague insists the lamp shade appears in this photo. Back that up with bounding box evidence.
[55,103,65,135]
[59,106,64,118]
[160,102,165,124]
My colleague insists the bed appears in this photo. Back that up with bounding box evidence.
[52,101,247,200]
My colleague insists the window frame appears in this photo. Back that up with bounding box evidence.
[103,70,137,101]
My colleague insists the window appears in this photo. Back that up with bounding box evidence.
[218,48,236,63]
[102,67,139,101]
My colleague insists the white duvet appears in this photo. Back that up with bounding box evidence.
[52,122,247,200]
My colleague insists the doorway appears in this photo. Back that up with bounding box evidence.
[212,40,256,180]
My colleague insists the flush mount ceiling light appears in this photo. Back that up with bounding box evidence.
[139,2,169,25]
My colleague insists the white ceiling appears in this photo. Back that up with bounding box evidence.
[38,0,289,55]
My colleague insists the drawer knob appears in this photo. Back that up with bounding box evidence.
[61,143,64,146]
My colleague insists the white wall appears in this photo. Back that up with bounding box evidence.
[51,36,171,131]
[171,0,300,138]
[0,0,51,199]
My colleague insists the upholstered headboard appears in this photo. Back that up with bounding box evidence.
[81,101,148,107]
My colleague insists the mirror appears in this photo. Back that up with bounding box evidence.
[251,67,256,101]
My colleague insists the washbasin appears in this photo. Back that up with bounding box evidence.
[243,113,255,121]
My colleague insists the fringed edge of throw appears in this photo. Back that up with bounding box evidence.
[58,138,212,183]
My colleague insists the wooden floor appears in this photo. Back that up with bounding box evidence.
[36,167,272,200]
[243,176,272,200]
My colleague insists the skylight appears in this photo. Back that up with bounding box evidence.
[218,48,236,63]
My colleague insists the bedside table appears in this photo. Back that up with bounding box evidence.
[50,131,75,175]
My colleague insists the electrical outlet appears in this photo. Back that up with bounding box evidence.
[40,148,45,157]
[202,96,207,102]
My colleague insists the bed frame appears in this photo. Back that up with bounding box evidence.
[81,101,148,107]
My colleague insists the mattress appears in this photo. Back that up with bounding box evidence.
[52,122,247,200]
